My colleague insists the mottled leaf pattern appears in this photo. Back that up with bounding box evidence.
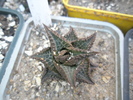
[31,47,55,70]
[41,69,64,83]
[64,26,78,41]
[44,25,72,52]
[54,63,76,87]
[76,59,94,84]
[31,25,98,87]
[72,33,96,50]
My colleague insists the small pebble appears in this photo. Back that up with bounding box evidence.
[25,50,33,56]
[37,65,43,71]
[7,14,13,21]
[102,76,111,83]
[37,47,43,52]
[43,43,49,48]
[8,21,16,27]
[0,54,4,60]
[3,36,13,42]
[19,4,25,12]
[24,80,31,85]
[36,31,39,35]
[35,77,41,86]
[36,92,40,96]
[55,84,60,92]
[57,4,63,10]
[104,97,109,100]
[50,81,57,87]
[0,63,2,67]
[0,28,4,35]
[102,55,108,60]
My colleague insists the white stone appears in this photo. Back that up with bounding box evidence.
[3,36,13,42]
[0,45,2,50]
[55,84,60,92]
[37,65,43,71]
[0,28,4,35]
[19,4,25,12]
[0,54,4,60]
[37,47,43,52]
[46,93,50,97]
[102,55,108,60]
[30,42,33,47]
[7,14,13,21]
[104,97,109,100]
[57,4,63,11]
[129,38,132,41]
[0,41,8,48]
[42,36,46,40]
[24,80,31,84]
[43,43,49,48]
[60,81,67,86]
[0,63,2,68]
[110,3,115,7]
[36,31,39,35]
[106,6,111,11]
[50,81,56,87]
[9,21,16,26]
[36,92,40,96]
[35,77,41,86]
[108,34,111,38]
[102,76,111,83]
[25,50,33,56]
[6,0,13,2]
[88,3,94,9]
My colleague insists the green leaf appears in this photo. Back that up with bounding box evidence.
[31,47,54,70]
[54,61,76,87]
[76,59,94,84]
[71,33,96,50]
[64,27,78,41]
[44,25,72,52]
[41,69,64,84]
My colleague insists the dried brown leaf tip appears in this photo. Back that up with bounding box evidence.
[31,25,98,87]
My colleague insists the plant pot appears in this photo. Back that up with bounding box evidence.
[0,8,24,82]
[63,0,133,34]
[124,29,133,100]
[0,16,123,100]
[0,0,5,7]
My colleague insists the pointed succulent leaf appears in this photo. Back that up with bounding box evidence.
[71,33,96,50]
[44,25,72,52]
[54,61,76,87]
[31,47,54,70]
[64,26,78,41]
[41,69,64,84]
[75,59,94,84]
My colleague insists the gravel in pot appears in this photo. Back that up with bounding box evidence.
[6,21,116,100]
[0,14,19,69]
[69,0,133,14]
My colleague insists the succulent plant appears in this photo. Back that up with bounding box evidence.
[31,25,98,87]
